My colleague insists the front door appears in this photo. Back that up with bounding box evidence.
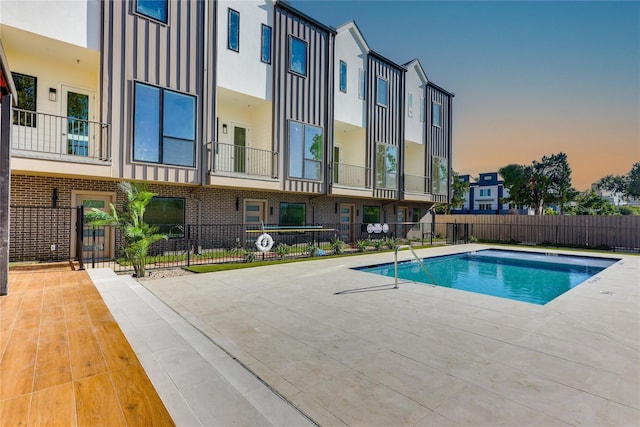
[340,204,355,243]
[62,86,94,157]
[233,125,247,173]
[75,193,113,260]
[397,206,408,239]
[244,199,267,245]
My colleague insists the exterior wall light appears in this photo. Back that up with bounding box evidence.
[49,88,57,102]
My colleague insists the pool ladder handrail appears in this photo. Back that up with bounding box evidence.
[394,245,438,289]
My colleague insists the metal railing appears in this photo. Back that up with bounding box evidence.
[394,245,438,289]
[404,174,430,194]
[333,162,370,188]
[10,108,110,161]
[212,142,275,178]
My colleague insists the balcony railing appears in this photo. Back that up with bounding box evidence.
[333,162,370,188]
[404,174,430,194]
[9,108,110,162]
[212,142,276,178]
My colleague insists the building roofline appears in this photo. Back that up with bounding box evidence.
[0,39,17,105]
[403,58,429,84]
[369,49,405,72]
[276,1,337,35]
[336,20,370,53]
[427,81,455,97]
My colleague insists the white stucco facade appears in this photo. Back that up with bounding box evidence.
[217,0,273,101]
[404,60,427,145]
[0,0,100,51]
[334,22,368,128]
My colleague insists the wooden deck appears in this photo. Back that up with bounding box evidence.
[0,266,174,426]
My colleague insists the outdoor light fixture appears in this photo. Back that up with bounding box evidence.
[48,88,57,102]
[222,124,228,134]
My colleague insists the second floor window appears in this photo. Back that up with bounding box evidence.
[480,189,491,197]
[228,9,239,52]
[376,77,387,107]
[358,68,365,99]
[289,121,322,180]
[420,96,425,122]
[433,102,442,127]
[339,61,347,93]
[289,37,307,76]
[432,156,448,195]
[133,82,196,167]
[13,72,37,127]
[376,144,397,189]
[136,0,167,23]
[408,92,413,117]
[261,24,272,64]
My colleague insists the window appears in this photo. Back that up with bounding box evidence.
[145,197,185,238]
[13,72,37,127]
[228,9,239,51]
[376,144,397,189]
[433,102,442,127]
[279,203,306,226]
[363,206,380,224]
[339,61,347,93]
[358,68,365,99]
[376,76,387,106]
[478,203,492,211]
[420,96,425,122]
[408,92,413,117]
[289,37,307,76]
[261,24,272,64]
[412,207,421,223]
[288,121,323,180]
[480,189,491,197]
[136,0,167,23]
[432,156,448,195]
[133,82,196,167]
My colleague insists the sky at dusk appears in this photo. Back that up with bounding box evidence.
[290,0,640,190]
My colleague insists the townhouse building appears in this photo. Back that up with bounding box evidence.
[452,172,532,215]
[0,0,454,262]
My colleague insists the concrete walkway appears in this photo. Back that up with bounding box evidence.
[96,244,639,426]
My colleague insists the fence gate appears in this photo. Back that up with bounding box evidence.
[446,222,469,245]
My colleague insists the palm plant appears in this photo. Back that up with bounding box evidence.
[85,181,167,277]
[330,237,345,255]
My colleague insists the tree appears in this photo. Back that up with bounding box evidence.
[500,152,577,215]
[435,170,469,214]
[627,162,640,198]
[568,189,619,215]
[596,162,640,201]
[85,182,167,277]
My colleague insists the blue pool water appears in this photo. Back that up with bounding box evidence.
[356,249,618,305]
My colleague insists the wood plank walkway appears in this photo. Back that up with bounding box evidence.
[0,266,174,426]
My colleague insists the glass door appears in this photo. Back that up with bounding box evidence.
[233,125,247,173]
[340,204,355,243]
[244,199,267,245]
[76,194,112,260]
[62,86,94,157]
[397,207,408,239]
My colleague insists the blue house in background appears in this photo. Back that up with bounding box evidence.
[452,172,532,215]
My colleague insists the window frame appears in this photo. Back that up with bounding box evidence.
[135,0,168,24]
[376,76,388,107]
[432,155,448,195]
[339,60,347,93]
[279,202,306,226]
[145,197,186,238]
[432,101,442,128]
[289,36,308,77]
[408,92,413,118]
[420,95,425,122]
[132,81,197,168]
[375,143,398,190]
[12,72,37,127]
[260,24,272,64]
[288,120,324,181]
[358,68,366,100]
[227,8,240,52]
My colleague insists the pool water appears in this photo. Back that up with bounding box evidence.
[356,249,618,305]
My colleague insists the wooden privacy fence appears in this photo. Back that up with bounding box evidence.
[435,215,640,250]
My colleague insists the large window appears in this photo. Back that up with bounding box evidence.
[376,76,387,106]
[145,197,185,238]
[133,82,196,167]
[279,203,306,226]
[228,9,240,51]
[432,156,448,195]
[363,206,380,224]
[13,72,37,127]
[339,61,347,93]
[480,189,491,197]
[289,121,323,180]
[376,144,397,189]
[433,102,442,127]
[289,37,307,76]
[136,0,167,23]
[261,24,272,64]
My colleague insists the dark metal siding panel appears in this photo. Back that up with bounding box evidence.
[426,85,453,203]
[102,0,204,184]
[273,5,333,194]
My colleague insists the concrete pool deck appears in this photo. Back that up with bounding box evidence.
[93,244,639,426]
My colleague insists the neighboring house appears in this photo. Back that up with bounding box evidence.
[452,172,531,215]
[0,0,454,262]
[591,185,640,208]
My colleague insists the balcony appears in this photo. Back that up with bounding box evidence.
[333,162,370,189]
[10,108,110,162]
[404,174,430,194]
[211,141,276,179]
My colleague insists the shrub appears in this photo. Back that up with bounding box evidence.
[274,243,291,259]
[330,237,345,255]
[355,240,368,252]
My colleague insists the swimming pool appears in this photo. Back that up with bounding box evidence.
[355,249,618,304]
